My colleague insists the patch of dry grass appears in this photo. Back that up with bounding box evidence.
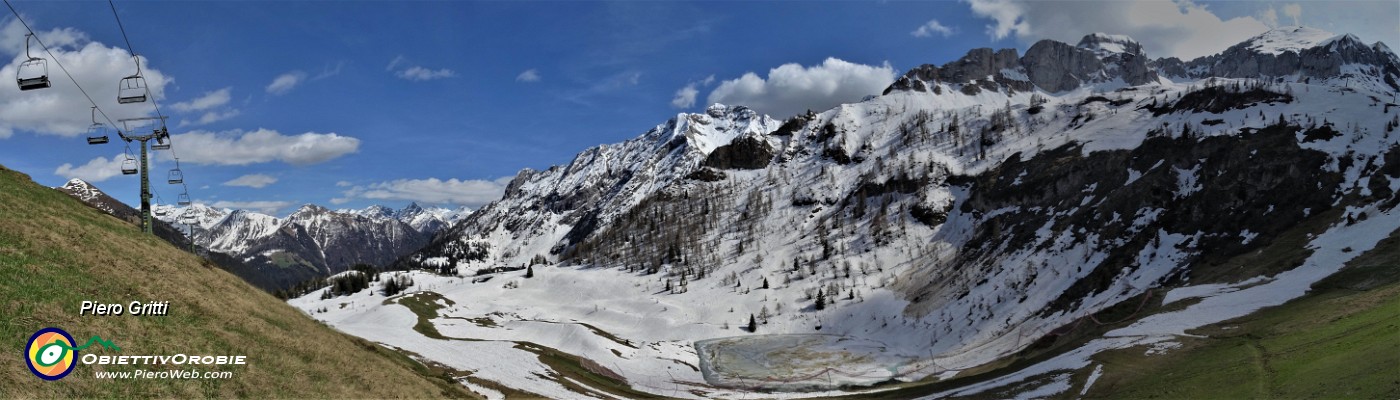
[0,165,475,398]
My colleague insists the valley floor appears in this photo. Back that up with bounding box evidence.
[289,202,1400,399]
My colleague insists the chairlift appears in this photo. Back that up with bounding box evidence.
[177,192,191,206]
[168,158,183,184]
[120,157,137,175]
[86,107,110,145]
[149,125,171,150]
[178,209,197,223]
[16,34,51,91]
[117,56,148,104]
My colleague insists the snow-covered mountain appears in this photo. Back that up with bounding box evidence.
[299,27,1399,398]
[404,103,782,270]
[1153,26,1400,85]
[154,202,468,290]
[51,179,298,291]
[56,179,191,248]
[338,202,471,236]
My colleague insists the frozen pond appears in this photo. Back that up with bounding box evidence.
[696,334,922,391]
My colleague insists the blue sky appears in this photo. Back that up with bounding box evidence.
[0,0,1395,215]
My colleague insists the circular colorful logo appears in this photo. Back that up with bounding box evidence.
[25,327,77,381]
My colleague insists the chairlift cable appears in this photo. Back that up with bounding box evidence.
[106,0,137,61]
[108,0,164,120]
[2,0,121,129]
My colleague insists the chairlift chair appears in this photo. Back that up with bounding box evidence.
[120,158,138,175]
[16,34,50,91]
[85,107,109,145]
[117,75,148,104]
[177,192,191,206]
[86,132,110,145]
[149,126,170,150]
[117,56,148,104]
[168,160,184,183]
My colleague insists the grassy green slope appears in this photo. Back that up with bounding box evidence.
[1080,229,1400,399]
[0,165,475,398]
[830,211,1400,400]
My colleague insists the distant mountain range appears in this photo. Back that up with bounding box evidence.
[55,178,469,291]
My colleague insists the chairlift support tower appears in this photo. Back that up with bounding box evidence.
[118,116,169,234]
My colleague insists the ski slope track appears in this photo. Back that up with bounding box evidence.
[295,27,1400,398]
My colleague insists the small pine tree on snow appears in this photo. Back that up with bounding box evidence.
[382,278,400,296]
[815,289,826,311]
[761,277,769,289]
[525,265,534,278]
[748,314,757,333]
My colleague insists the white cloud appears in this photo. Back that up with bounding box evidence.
[397,66,456,81]
[963,0,1272,60]
[208,200,293,215]
[0,20,170,138]
[1282,4,1302,26]
[0,21,84,56]
[386,56,455,81]
[670,75,718,109]
[168,129,360,166]
[223,173,277,188]
[171,87,238,127]
[386,55,407,71]
[53,153,129,183]
[967,0,1030,41]
[912,19,956,38]
[178,109,241,128]
[265,71,306,95]
[334,177,511,208]
[516,68,541,82]
[671,83,699,108]
[1261,6,1280,28]
[170,87,231,112]
[706,58,897,118]
[335,180,352,187]
[314,61,344,80]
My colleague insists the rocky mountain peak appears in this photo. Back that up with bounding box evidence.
[291,204,332,217]
[353,204,394,220]
[1077,32,1145,57]
[58,178,103,203]
[398,202,424,215]
[1242,26,1337,55]
[1159,26,1399,90]
[647,103,776,155]
[885,35,1158,95]
[62,178,93,190]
